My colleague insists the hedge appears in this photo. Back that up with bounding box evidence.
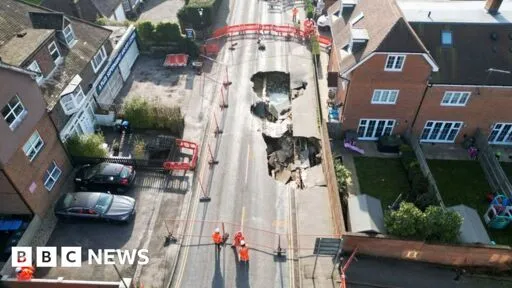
[135,21,199,57]
[177,0,221,31]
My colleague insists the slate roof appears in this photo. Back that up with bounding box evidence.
[41,0,122,22]
[0,29,54,66]
[0,0,112,110]
[329,0,428,75]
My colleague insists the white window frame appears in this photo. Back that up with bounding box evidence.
[371,89,399,104]
[441,91,470,107]
[44,161,62,191]
[357,119,396,140]
[63,24,77,47]
[441,30,452,46]
[23,131,44,162]
[91,46,107,73]
[27,60,43,83]
[384,54,406,71]
[2,95,28,130]
[60,85,86,115]
[488,123,512,145]
[48,41,61,64]
[420,121,463,143]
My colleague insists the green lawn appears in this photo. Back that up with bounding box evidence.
[428,159,512,247]
[501,162,512,183]
[23,0,41,4]
[353,157,410,209]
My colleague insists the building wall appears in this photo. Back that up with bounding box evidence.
[3,114,72,217]
[0,69,45,165]
[0,171,31,215]
[21,35,58,78]
[341,54,431,135]
[80,40,113,96]
[412,85,512,143]
[113,4,127,22]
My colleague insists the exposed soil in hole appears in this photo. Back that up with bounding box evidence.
[250,72,322,184]
[250,72,291,122]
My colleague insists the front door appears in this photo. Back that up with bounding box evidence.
[420,121,463,143]
[357,119,395,140]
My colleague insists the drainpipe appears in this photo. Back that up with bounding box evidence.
[411,80,432,133]
[1,169,34,215]
[47,110,74,166]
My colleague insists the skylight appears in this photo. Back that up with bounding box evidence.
[441,30,452,46]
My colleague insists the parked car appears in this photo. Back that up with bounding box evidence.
[75,163,136,193]
[55,192,136,223]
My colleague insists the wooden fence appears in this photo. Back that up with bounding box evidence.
[404,130,446,208]
[474,128,512,197]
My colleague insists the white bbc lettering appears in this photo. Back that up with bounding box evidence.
[12,247,32,267]
[88,249,103,265]
[36,247,57,267]
[117,249,137,265]
[103,249,117,265]
[137,249,149,265]
[61,247,82,267]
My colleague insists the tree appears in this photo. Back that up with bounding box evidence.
[424,206,462,243]
[384,202,426,240]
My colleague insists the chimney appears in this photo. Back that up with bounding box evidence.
[485,0,503,15]
[69,0,83,18]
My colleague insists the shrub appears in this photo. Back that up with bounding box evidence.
[334,159,352,191]
[306,5,315,19]
[384,202,426,240]
[415,191,439,211]
[136,21,155,43]
[133,137,146,159]
[310,35,320,55]
[66,133,108,158]
[122,97,184,136]
[424,206,462,243]
[385,202,462,243]
[154,22,181,43]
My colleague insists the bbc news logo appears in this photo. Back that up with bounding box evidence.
[12,247,149,267]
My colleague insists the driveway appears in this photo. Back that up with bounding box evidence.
[37,169,191,287]
[138,0,185,23]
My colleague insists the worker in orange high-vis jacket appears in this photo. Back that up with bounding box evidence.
[16,266,35,281]
[232,231,244,248]
[292,7,298,23]
[212,228,223,249]
[239,240,249,262]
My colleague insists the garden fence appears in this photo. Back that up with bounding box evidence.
[474,129,512,197]
[404,130,446,208]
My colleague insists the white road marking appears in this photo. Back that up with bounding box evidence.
[245,144,251,186]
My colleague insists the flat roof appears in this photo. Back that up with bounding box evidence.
[398,0,512,23]
[0,29,53,66]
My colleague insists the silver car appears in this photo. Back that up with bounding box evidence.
[55,192,136,223]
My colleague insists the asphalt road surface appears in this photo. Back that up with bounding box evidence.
[170,0,298,287]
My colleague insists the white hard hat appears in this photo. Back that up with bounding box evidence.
[15,267,22,273]
[240,240,246,246]
[215,228,220,233]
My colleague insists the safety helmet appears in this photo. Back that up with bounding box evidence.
[215,228,220,233]
[240,240,246,246]
[15,267,22,273]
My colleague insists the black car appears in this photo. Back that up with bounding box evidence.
[55,192,136,223]
[75,163,136,193]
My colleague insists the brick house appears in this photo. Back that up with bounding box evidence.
[0,62,72,218]
[328,0,512,144]
[0,0,116,142]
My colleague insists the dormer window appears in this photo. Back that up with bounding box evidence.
[63,24,77,47]
[60,75,85,115]
[92,46,107,73]
[48,41,61,64]
[27,60,43,84]
[441,30,452,46]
